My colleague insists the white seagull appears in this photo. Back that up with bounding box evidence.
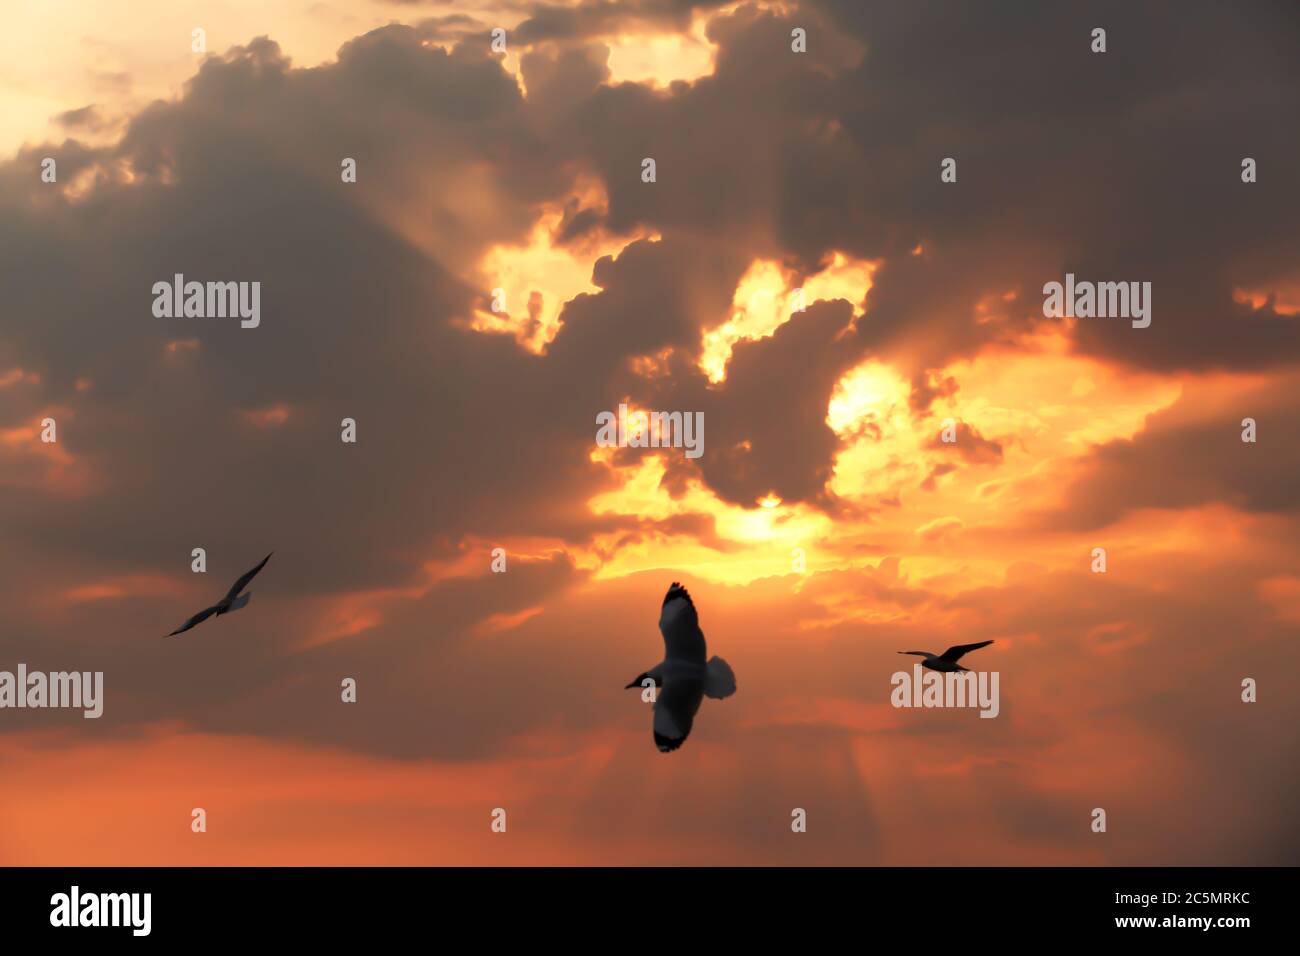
[626,582,736,752]
[167,552,272,637]
[897,639,994,673]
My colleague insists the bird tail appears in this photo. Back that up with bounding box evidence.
[227,592,252,612]
[704,656,737,699]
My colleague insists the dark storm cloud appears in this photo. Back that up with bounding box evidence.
[669,299,865,507]
[805,0,1300,373]
[1,31,604,588]
[550,235,747,370]
[519,42,611,114]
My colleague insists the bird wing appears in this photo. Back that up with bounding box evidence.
[897,651,931,657]
[223,552,273,602]
[939,640,994,662]
[704,656,736,700]
[653,676,704,752]
[658,582,706,663]
[167,604,221,637]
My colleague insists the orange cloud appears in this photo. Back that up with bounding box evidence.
[240,404,291,428]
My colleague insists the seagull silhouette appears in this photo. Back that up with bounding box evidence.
[167,552,272,637]
[626,583,736,752]
[897,640,994,672]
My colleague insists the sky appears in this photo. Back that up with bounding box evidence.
[1,0,1298,865]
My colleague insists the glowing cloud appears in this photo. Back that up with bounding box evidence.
[701,253,875,383]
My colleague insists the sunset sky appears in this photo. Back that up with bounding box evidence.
[1,0,1298,865]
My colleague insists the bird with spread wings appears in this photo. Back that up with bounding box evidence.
[626,582,736,752]
[167,552,272,637]
[897,640,994,673]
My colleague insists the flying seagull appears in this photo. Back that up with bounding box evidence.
[898,640,994,673]
[167,552,272,637]
[625,582,736,752]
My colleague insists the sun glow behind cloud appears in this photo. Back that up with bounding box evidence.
[701,253,875,383]
[583,321,1189,593]
[605,31,716,87]
[587,453,832,585]
[470,182,659,352]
